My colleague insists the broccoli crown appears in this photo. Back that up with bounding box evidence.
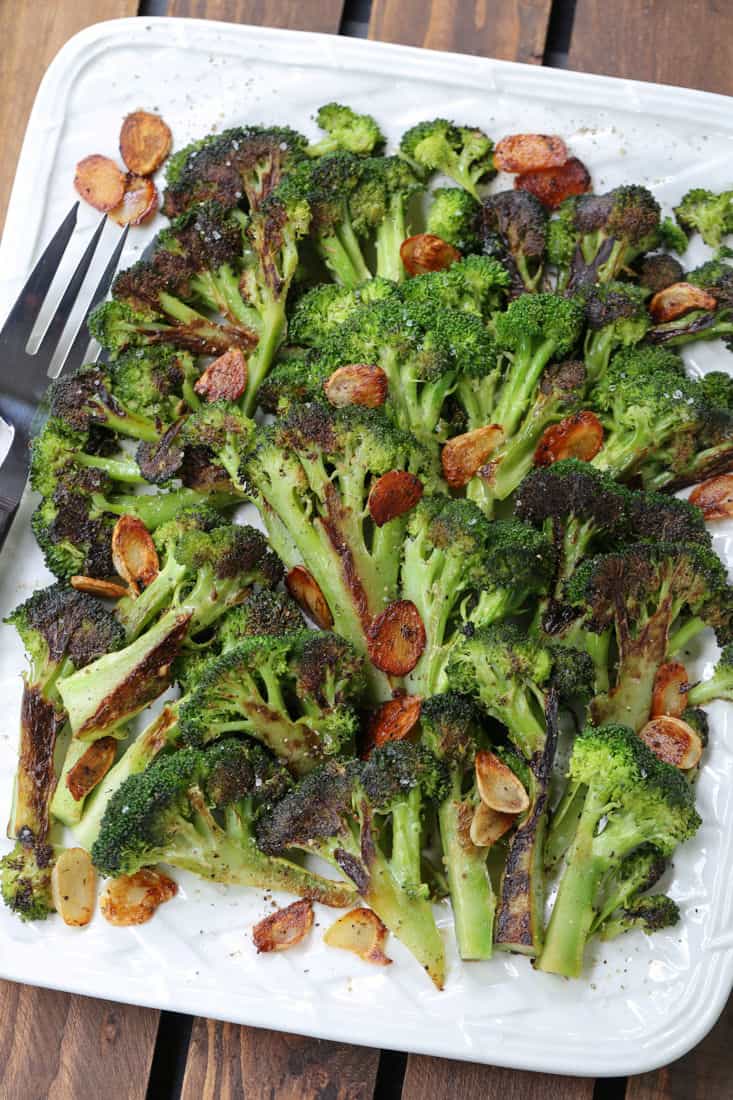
[546,200,578,268]
[290,630,366,709]
[360,740,448,810]
[481,190,548,260]
[87,300,155,357]
[256,759,356,854]
[289,278,398,347]
[408,496,552,593]
[569,723,700,856]
[514,458,628,535]
[1,841,55,921]
[604,893,681,936]
[609,842,668,899]
[399,119,495,190]
[626,491,711,546]
[176,523,282,587]
[182,401,253,457]
[218,590,304,649]
[49,364,124,431]
[637,253,684,294]
[686,257,733,306]
[681,706,710,745]
[163,125,308,215]
[604,185,661,246]
[547,643,596,701]
[592,345,698,437]
[31,479,115,581]
[155,200,245,272]
[399,254,509,320]
[6,582,124,677]
[418,692,484,767]
[29,417,115,498]
[426,187,481,251]
[493,292,585,358]
[313,102,384,156]
[447,622,553,705]
[270,399,437,482]
[110,345,195,422]
[698,371,733,412]
[584,281,650,331]
[257,355,323,414]
[417,304,499,377]
[91,739,288,876]
[674,188,733,248]
[152,503,227,553]
[348,155,423,235]
[565,542,730,635]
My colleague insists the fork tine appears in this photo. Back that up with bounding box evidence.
[0,203,79,361]
[61,223,130,374]
[35,213,108,370]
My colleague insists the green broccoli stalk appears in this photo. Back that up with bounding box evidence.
[687,643,733,706]
[401,498,552,696]
[307,103,384,158]
[399,119,495,198]
[360,740,446,895]
[425,187,481,252]
[4,584,124,845]
[537,724,699,978]
[674,188,733,248]
[447,625,592,955]
[479,191,548,292]
[91,740,357,909]
[566,542,732,733]
[419,694,495,960]
[257,760,446,987]
[178,631,364,774]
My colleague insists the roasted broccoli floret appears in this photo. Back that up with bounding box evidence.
[216,589,304,649]
[257,759,445,986]
[537,724,699,977]
[1,841,55,922]
[288,278,399,347]
[348,155,424,282]
[480,191,547,291]
[590,843,668,934]
[636,252,684,294]
[178,630,364,773]
[401,497,552,695]
[245,402,437,696]
[566,542,732,732]
[399,254,509,322]
[307,103,384,158]
[648,255,733,349]
[674,188,733,249]
[110,344,201,420]
[91,739,356,908]
[180,401,253,492]
[425,187,481,252]
[582,282,652,382]
[549,187,661,289]
[30,419,144,498]
[419,694,496,960]
[163,125,307,216]
[49,364,162,442]
[598,894,680,940]
[5,584,123,844]
[400,119,495,198]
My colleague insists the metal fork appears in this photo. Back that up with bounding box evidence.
[0,205,129,551]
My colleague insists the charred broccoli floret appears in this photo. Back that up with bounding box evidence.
[480,190,547,291]
[582,282,651,382]
[1,841,55,922]
[91,739,356,908]
[538,724,699,977]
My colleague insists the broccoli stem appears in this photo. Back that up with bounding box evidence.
[242,301,286,416]
[545,783,586,871]
[583,326,617,384]
[74,707,179,851]
[456,375,500,431]
[438,790,494,960]
[375,201,407,283]
[117,556,188,640]
[537,795,607,977]
[494,770,550,956]
[75,452,146,485]
[97,488,239,530]
[390,787,423,892]
[317,231,371,288]
[493,337,558,435]
[51,734,123,828]
[667,616,708,657]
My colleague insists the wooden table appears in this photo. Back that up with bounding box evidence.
[0,1,731,1096]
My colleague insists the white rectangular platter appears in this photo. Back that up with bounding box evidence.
[1,16,733,1078]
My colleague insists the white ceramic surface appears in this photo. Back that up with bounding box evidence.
[0,17,732,1077]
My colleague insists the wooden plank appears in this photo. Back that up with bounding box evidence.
[625,995,733,1099]
[166,0,346,34]
[568,0,733,96]
[0,0,138,230]
[180,1019,380,1099]
[368,0,553,65]
[0,981,159,1100]
[400,1058,595,1100]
